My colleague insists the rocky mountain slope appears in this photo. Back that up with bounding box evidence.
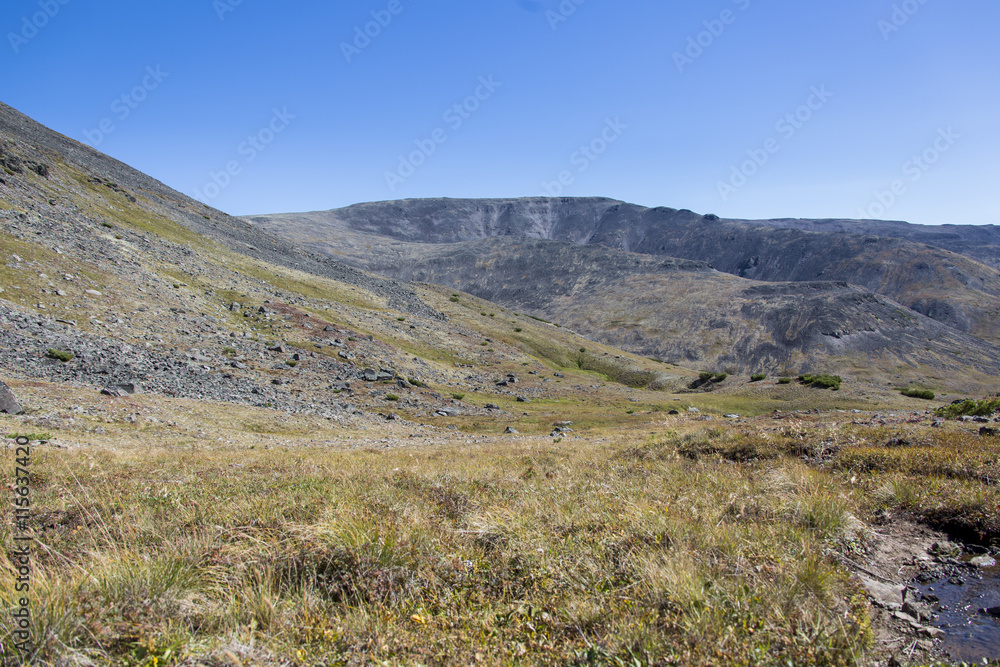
[253,199,1000,345]
[742,216,1000,271]
[0,101,685,419]
[262,232,1000,377]
[3,99,997,395]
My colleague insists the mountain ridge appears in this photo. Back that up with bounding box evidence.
[250,198,1000,346]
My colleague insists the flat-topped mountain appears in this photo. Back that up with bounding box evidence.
[247,200,1000,377]
[254,197,999,267]
[250,198,1000,347]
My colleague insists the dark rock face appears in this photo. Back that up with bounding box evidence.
[251,198,1000,346]
[0,380,23,415]
[233,226,1000,373]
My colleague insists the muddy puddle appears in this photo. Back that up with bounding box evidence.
[915,557,1000,663]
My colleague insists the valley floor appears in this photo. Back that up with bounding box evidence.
[2,380,999,667]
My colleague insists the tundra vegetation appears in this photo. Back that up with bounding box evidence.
[3,400,998,666]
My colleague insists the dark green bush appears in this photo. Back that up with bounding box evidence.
[750,374,767,382]
[799,374,842,391]
[46,349,74,362]
[936,397,1000,419]
[901,387,935,400]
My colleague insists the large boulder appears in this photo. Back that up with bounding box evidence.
[0,381,24,415]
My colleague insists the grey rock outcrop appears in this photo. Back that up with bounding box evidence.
[0,380,23,415]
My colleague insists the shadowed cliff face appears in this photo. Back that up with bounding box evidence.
[251,198,1000,346]
[238,226,1000,375]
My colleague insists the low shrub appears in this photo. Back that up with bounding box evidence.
[799,374,842,391]
[691,371,728,390]
[936,397,1000,419]
[750,374,767,382]
[46,349,73,362]
[901,387,935,400]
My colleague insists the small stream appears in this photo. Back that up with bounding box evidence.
[915,558,1000,663]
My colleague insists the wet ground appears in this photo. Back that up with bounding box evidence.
[915,556,1000,663]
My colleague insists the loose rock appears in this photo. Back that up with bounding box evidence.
[0,381,24,415]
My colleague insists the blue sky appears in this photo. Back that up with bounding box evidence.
[1,0,997,225]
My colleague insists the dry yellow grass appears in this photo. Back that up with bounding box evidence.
[0,402,892,667]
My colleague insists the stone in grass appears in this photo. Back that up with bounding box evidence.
[504,426,519,434]
[101,382,143,397]
[0,381,24,415]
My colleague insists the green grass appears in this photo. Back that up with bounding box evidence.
[5,432,52,442]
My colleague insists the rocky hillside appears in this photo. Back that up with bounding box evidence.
[0,101,688,418]
[3,99,997,392]
[272,233,1000,376]
[743,216,1000,271]
[253,199,1000,344]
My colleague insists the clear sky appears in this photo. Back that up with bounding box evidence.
[2,0,997,225]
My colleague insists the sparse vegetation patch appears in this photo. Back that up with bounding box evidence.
[936,397,1000,419]
[799,374,842,391]
[900,387,935,400]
